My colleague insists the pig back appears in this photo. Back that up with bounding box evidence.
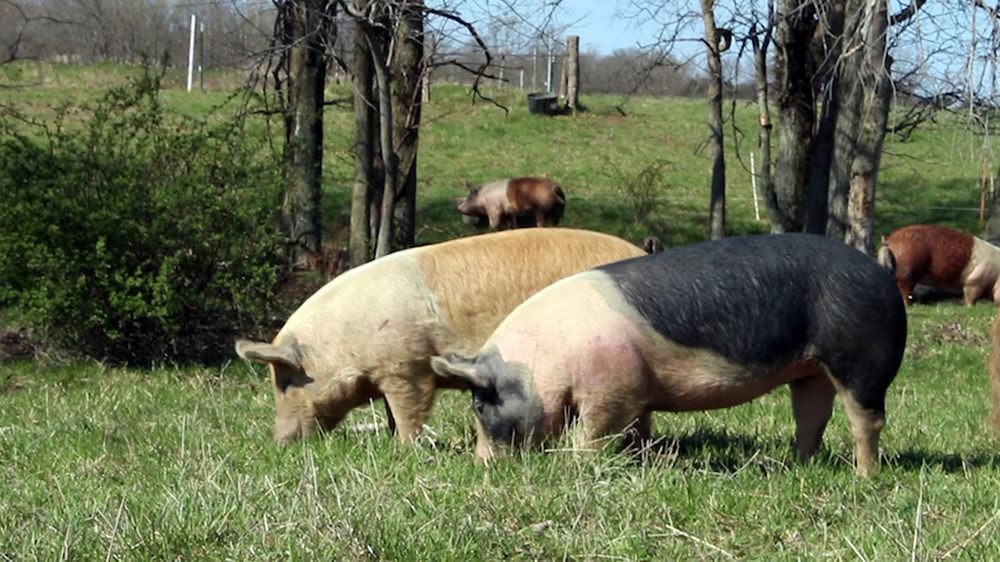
[416,228,645,351]
[273,252,438,364]
[595,233,907,377]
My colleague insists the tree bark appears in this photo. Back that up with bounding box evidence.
[770,0,816,233]
[827,0,891,253]
[281,0,331,270]
[367,24,398,259]
[750,20,774,231]
[390,0,424,251]
[804,0,845,234]
[565,35,580,112]
[350,12,376,267]
[842,0,891,254]
[701,0,727,240]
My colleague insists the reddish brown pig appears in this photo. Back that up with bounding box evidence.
[878,224,1000,305]
[432,234,907,476]
[235,228,644,445]
[457,177,566,230]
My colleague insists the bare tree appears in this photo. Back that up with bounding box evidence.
[628,0,939,248]
[0,0,275,68]
[267,0,336,269]
[700,0,728,239]
[0,0,30,64]
[345,1,499,261]
[349,4,378,266]
[748,10,775,233]
[390,0,423,251]
[0,0,74,65]
[826,0,892,253]
[770,0,816,233]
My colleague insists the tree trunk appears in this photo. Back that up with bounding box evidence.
[843,0,891,254]
[826,0,891,253]
[701,0,726,240]
[986,177,1000,242]
[770,0,816,233]
[565,35,580,112]
[804,0,845,235]
[804,92,838,234]
[390,0,424,251]
[750,21,773,231]
[281,0,330,270]
[350,14,376,267]
[368,26,398,259]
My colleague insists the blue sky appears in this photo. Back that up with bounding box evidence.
[443,0,993,100]
[559,1,645,55]
[553,1,703,59]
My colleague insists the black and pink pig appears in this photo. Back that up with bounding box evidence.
[431,233,907,476]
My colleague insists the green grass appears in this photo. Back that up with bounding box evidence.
[3,62,1000,560]
[8,61,992,247]
[2,304,1000,560]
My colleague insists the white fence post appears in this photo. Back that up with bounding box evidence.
[186,14,197,93]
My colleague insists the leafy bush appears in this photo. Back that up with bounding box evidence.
[604,158,671,225]
[0,66,285,364]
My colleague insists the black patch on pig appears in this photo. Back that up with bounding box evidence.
[464,349,544,447]
[595,233,907,411]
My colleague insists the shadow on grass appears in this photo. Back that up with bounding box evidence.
[633,428,1000,474]
[330,420,1000,476]
[885,447,1000,473]
[622,427,798,474]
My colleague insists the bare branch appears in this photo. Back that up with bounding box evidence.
[422,5,508,113]
[890,0,929,26]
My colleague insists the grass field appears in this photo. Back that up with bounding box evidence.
[2,63,1000,560]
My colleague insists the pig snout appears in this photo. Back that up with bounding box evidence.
[475,436,494,462]
[456,197,478,215]
[273,415,308,444]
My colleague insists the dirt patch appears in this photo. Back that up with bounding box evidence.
[907,320,988,360]
[928,321,987,346]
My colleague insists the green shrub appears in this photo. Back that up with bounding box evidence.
[0,66,285,364]
[604,158,671,225]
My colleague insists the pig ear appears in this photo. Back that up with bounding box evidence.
[463,180,477,192]
[235,339,301,369]
[430,355,490,390]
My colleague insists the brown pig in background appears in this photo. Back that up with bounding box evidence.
[235,228,645,445]
[878,224,1000,305]
[457,177,566,230]
[433,234,907,477]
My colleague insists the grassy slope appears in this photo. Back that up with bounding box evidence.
[2,63,1000,560]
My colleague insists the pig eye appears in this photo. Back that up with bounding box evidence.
[471,387,497,415]
[472,395,487,414]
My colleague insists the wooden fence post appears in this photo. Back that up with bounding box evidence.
[565,35,580,112]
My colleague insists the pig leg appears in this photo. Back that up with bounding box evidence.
[841,392,886,477]
[487,208,503,230]
[379,373,436,443]
[963,283,984,306]
[896,278,916,305]
[573,400,645,452]
[789,375,836,463]
[619,412,652,451]
[384,400,397,435]
[534,209,547,227]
